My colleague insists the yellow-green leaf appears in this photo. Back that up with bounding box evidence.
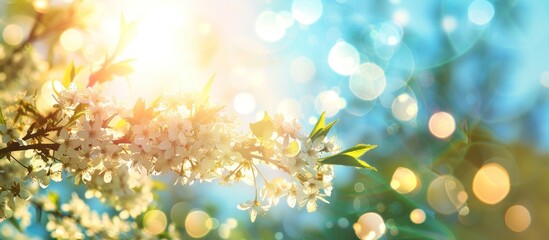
[309,112,326,138]
[61,61,75,88]
[319,154,376,170]
[108,59,134,77]
[118,14,139,52]
[249,112,274,141]
[311,119,337,141]
[67,103,88,125]
[338,144,377,158]
[201,73,216,101]
[0,106,5,125]
[319,144,377,170]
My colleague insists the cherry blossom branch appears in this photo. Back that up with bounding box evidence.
[0,143,59,156]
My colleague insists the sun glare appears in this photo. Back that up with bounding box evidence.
[93,1,205,103]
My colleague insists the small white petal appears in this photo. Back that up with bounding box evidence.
[287,195,296,208]
[104,170,112,183]
[158,140,171,150]
[40,177,51,188]
[237,203,250,210]
[250,209,257,222]
[306,200,317,213]
[83,172,92,182]
[18,189,31,200]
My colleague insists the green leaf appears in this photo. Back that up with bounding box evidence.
[201,73,216,101]
[107,59,135,77]
[48,192,60,206]
[311,119,337,141]
[152,180,167,190]
[309,112,326,139]
[118,14,139,53]
[133,98,146,119]
[319,144,377,170]
[0,106,5,125]
[309,112,338,141]
[127,98,157,125]
[88,60,134,87]
[249,112,274,141]
[61,61,75,88]
[338,144,377,158]
[61,61,82,88]
[67,103,88,125]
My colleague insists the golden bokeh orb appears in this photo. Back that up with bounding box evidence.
[143,210,168,235]
[390,167,419,194]
[353,212,386,240]
[505,205,531,233]
[3,24,24,46]
[472,163,510,205]
[428,112,456,139]
[410,209,426,224]
[185,210,211,238]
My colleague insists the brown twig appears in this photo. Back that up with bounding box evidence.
[0,143,59,156]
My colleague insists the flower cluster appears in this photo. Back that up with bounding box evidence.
[44,193,132,239]
[0,81,376,237]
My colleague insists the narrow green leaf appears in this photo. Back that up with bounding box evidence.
[67,103,88,125]
[319,144,377,170]
[107,60,134,77]
[320,154,376,170]
[311,119,337,141]
[201,73,216,101]
[309,112,326,139]
[249,112,274,140]
[61,61,75,88]
[133,98,146,119]
[338,144,377,158]
[0,106,5,125]
[120,13,127,29]
[117,14,139,52]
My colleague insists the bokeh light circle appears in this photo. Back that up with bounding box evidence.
[428,112,456,139]
[468,0,495,25]
[378,22,403,46]
[60,28,84,52]
[427,175,467,214]
[185,210,211,238]
[472,163,510,205]
[290,56,316,83]
[277,98,302,119]
[349,63,386,101]
[255,10,287,42]
[353,212,386,240]
[233,92,256,114]
[292,0,323,25]
[328,41,360,76]
[33,0,49,13]
[391,93,418,121]
[410,209,426,224]
[2,24,24,46]
[143,210,168,235]
[540,72,549,88]
[170,202,191,227]
[390,167,419,194]
[505,205,531,232]
[314,90,345,117]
